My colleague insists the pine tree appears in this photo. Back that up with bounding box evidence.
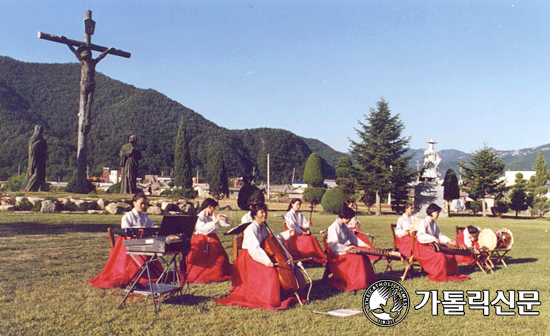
[442,168,460,216]
[335,157,355,198]
[458,146,507,217]
[173,117,193,189]
[509,173,528,217]
[532,152,550,218]
[303,152,324,187]
[350,98,414,215]
[208,151,229,200]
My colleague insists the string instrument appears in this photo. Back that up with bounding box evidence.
[261,223,309,300]
[429,242,473,256]
[347,246,402,260]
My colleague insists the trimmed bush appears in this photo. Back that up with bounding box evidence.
[321,188,347,214]
[3,175,25,191]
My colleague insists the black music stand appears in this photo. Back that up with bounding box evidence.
[118,215,196,313]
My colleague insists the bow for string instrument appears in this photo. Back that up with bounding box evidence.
[261,222,312,305]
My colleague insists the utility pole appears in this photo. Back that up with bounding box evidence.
[267,154,270,200]
[38,10,130,193]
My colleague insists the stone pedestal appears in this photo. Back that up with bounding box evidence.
[414,182,447,218]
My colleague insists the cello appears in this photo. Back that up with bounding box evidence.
[261,223,311,304]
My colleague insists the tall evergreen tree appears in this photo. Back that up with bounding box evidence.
[350,98,414,215]
[442,168,460,216]
[335,157,355,198]
[531,152,550,218]
[303,152,324,187]
[458,146,507,217]
[173,117,193,189]
[208,151,229,200]
[509,173,528,217]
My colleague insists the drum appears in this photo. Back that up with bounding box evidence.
[495,228,514,249]
[478,229,497,250]
[478,228,514,250]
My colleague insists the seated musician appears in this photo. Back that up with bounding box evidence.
[182,198,231,283]
[344,200,378,262]
[394,203,416,259]
[414,203,469,282]
[214,203,299,310]
[281,199,326,264]
[324,206,378,291]
[455,225,481,265]
[90,192,163,288]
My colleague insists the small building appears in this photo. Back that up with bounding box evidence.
[502,171,536,186]
[102,167,120,184]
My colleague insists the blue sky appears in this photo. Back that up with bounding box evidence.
[1,0,549,154]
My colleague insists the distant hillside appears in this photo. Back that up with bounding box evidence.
[409,145,550,178]
[0,56,347,183]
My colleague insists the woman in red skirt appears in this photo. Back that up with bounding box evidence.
[325,206,378,291]
[182,198,231,283]
[214,203,300,310]
[414,203,469,282]
[283,198,326,264]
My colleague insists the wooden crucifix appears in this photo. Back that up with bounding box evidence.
[38,10,131,193]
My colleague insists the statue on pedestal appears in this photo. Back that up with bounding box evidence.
[119,135,142,194]
[421,139,441,181]
[22,125,48,191]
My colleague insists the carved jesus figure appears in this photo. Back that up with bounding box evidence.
[67,43,113,134]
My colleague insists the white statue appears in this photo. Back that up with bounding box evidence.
[422,139,441,180]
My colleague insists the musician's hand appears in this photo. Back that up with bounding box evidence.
[434,239,440,244]
[266,262,274,268]
[302,231,309,236]
[346,245,355,251]
[289,229,295,236]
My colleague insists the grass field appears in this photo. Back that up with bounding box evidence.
[0,207,548,336]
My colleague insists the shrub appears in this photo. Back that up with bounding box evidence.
[15,199,33,211]
[88,194,98,199]
[321,187,347,214]
[170,188,198,200]
[32,201,42,212]
[3,175,25,191]
[107,182,121,194]
[303,187,326,212]
[65,175,96,193]
[466,200,484,215]
[62,201,79,212]
[491,199,510,217]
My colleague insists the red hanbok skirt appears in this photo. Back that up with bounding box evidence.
[455,231,479,265]
[182,233,231,283]
[213,250,298,310]
[89,236,163,288]
[284,234,327,264]
[396,234,412,260]
[325,249,378,291]
[413,239,469,282]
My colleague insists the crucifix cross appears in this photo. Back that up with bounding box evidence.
[38,10,131,194]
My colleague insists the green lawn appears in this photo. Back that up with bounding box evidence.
[0,210,548,336]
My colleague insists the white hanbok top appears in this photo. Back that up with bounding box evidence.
[241,212,253,224]
[395,213,417,238]
[121,209,154,229]
[242,220,290,266]
[327,218,367,256]
[463,226,481,248]
[194,211,220,235]
[416,217,451,244]
[346,216,361,231]
[284,209,310,234]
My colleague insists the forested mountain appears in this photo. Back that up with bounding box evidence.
[409,145,550,178]
[0,56,344,183]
